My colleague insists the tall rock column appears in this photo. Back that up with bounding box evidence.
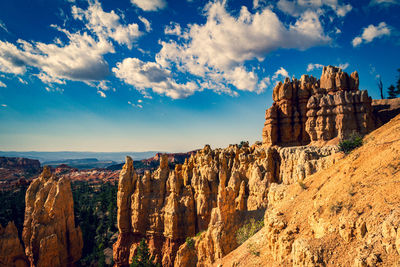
[22,166,83,267]
[113,156,137,266]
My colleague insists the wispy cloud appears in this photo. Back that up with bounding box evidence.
[352,22,391,47]
[0,81,6,87]
[307,63,324,72]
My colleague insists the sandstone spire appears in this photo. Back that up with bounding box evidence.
[22,166,83,267]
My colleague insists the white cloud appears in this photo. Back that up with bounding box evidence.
[0,20,8,33]
[72,0,141,49]
[0,81,6,87]
[128,101,143,108]
[18,77,28,84]
[352,22,391,47]
[138,99,143,103]
[272,67,289,80]
[45,86,64,93]
[370,0,400,6]
[131,0,166,11]
[277,0,352,17]
[152,2,330,97]
[338,62,349,70]
[97,90,106,98]
[139,16,152,32]
[307,63,324,72]
[164,23,183,36]
[0,0,145,88]
[1,104,7,107]
[113,57,199,99]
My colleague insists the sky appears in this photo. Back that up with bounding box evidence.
[0,0,399,152]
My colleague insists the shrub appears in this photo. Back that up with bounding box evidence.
[130,239,159,267]
[339,133,363,154]
[186,237,195,249]
[236,218,264,245]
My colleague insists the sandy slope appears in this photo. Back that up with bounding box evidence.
[216,114,400,266]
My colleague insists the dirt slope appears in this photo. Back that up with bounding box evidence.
[217,114,400,266]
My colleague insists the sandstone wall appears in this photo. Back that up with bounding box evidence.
[263,66,376,146]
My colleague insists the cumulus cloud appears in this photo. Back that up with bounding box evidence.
[272,67,289,80]
[0,81,6,87]
[307,63,324,71]
[131,0,166,11]
[277,0,352,17]
[72,0,141,49]
[1,104,7,107]
[0,0,144,88]
[352,22,391,47]
[113,58,198,99]
[150,2,330,97]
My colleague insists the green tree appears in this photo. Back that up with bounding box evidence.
[388,84,398,99]
[130,239,159,267]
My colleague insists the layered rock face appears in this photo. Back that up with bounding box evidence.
[113,142,341,266]
[22,166,83,267]
[263,66,376,146]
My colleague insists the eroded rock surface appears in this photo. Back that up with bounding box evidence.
[113,142,338,266]
[263,66,376,146]
[22,166,83,267]
[0,222,28,267]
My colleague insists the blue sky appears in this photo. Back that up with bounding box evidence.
[0,0,399,152]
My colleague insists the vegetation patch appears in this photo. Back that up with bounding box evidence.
[339,133,363,154]
[236,218,264,245]
[130,238,160,267]
[186,237,195,250]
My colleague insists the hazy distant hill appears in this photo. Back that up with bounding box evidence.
[0,151,160,163]
[43,158,118,169]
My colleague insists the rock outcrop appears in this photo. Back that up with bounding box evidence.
[22,166,83,267]
[0,222,28,267]
[263,66,376,146]
[113,142,339,266]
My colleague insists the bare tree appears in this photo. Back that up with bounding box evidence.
[377,76,384,99]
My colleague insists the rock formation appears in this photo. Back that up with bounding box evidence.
[214,113,400,267]
[0,222,28,267]
[113,142,340,266]
[263,66,376,146]
[22,166,83,267]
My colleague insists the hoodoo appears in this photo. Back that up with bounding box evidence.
[262,66,376,146]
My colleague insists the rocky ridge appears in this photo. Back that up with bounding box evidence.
[113,142,341,266]
[216,113,400,267]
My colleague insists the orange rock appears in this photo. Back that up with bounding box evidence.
[263,65,376,146]
[22,166,83,267]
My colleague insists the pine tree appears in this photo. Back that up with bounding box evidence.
[388,85,398,99]
[130,239,159,267]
